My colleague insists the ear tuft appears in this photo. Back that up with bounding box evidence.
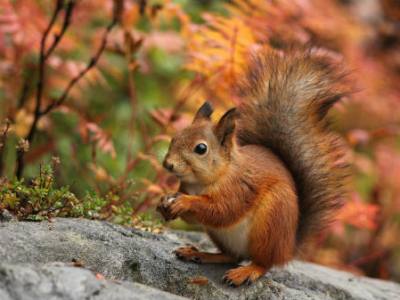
[193,101,214,123]
[215,107,237,147]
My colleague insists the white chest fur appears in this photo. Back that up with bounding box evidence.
[181,181,251,258]
[206,216,251,259]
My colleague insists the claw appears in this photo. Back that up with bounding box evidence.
[174,245,203,263]
[222,264,265,287]
[191,256,202,263]
[157,193,182,221]
[189,245,198,251]
[246,278,252,286]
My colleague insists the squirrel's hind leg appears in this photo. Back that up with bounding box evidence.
[174,246,237,264]
[222,263,266,287]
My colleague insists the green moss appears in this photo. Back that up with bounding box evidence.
[0,164,108,221]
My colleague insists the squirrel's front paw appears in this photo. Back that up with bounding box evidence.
[157,193,185,221]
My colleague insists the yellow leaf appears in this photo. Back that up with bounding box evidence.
[14,109,33,138]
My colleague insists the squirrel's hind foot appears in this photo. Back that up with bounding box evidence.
[222,263,266,287]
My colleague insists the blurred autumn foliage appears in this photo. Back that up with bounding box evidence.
[1,0,400,282]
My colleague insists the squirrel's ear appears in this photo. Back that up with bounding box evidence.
[193,101,214,123]
[215,108,237,148]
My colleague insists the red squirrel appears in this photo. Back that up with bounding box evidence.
[157,49,350,287]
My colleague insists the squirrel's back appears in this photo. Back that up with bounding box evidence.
[236,49,351,246]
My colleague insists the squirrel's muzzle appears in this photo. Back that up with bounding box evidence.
[163,159,174,172]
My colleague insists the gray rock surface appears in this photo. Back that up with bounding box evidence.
[0,263,184,300]
[0,217,399,300]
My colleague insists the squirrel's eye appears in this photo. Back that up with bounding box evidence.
[194,143,208,155]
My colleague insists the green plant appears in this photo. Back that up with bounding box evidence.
[0,163,107,221]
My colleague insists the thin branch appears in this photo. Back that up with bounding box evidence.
[17,77,31,109]
[139,0,147,15]
[44,1,76,60]
[0,120,11,176]
[27,0,65,144]
[15,0,64,178]
[41,3,120,115]
[17,0,73,112]
[16,0,122,178]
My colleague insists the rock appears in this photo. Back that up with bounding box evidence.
[0,218,399,300]
[0,209,14,222]
[0,263,185,300]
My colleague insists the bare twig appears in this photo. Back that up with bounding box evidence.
[15,0,121,178]
[41,11,119,114]
[139,0,147,15]
[15,0,64,178]
[27,0,75,143]
[44,0,76,60]
[0,120,11,176]
[17,77,31,109]
[28,2,62,132]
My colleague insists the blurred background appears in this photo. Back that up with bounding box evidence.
[0,0,399,282]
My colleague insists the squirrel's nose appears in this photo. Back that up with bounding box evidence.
[163,160,174,172]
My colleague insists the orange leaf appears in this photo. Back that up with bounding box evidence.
[337,193,380,230]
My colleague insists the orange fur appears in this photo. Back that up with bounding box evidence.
[160,144,298,273]
[175,246,237,264]
[249,181,298,268]
[223,263,266,286]
[158,49,350,287]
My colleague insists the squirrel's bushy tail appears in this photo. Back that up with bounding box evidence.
[237,49,350,246]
